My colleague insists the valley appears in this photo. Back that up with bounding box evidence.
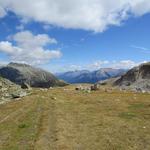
[0,1,150,150]
[0,85,150,150]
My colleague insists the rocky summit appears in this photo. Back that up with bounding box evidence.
[0,63,67,88]
[114,62,150,92]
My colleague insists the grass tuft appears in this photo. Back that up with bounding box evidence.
[128,103,146,109]
[119,112,137,119]
[18,123,28,129]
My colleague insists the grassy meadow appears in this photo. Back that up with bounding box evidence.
[0,85,150,150]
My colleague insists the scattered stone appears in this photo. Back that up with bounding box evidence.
[51,97,57,100]
[1,88,8,92]
[0,82,2,88]
[40,88,48,91]
[75,87,80,90]
[75,85,83,91]
[11,91,27,99]
[3,93,10,98]
[91,84,99,91]
[0,76,29,104]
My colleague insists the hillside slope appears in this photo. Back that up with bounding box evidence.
[0,63,67,88]
[114,62,150,91]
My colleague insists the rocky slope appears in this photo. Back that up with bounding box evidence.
[0,76,27,104]
[114,62,150,92]
[0,63,67,88]
[56,68,126,83]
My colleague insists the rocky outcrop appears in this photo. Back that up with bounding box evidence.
[114,62,150,92]
[0,63,67,88]
[0,76,27,104]
[21,82,31,89]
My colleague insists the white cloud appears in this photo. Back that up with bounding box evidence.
[0,6,6,18]
[48,60,148,72]
[0,31,62,65]
[0,60,8,66]
[90,60,147,69]
[16,24,24,30]
[131,45,150,54]
[111,60,138,69]
[131,45,149,51]
[43,24,53,30]
[88,61,109,70]
[84,60,147,70]
[13,30,57,46]
[0,0,150,32]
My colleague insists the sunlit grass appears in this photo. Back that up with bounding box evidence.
[0,85,150,150]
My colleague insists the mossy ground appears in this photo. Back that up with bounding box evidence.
[0,85,150,150]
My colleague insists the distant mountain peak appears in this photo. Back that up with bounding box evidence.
[8,62,30,67]
[56,68,126,84]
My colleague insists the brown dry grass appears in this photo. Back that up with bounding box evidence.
[0,85,150,150]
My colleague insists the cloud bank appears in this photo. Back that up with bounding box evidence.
[88,60,148,70]
[0,31,62,65]
[54,60,147,73]
[0,0,150,32]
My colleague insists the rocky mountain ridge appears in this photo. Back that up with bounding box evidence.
[114,62,150,92]
[56,68,126,83]
[0,63,67,88]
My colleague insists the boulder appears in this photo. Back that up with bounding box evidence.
[21,82,31,89]
[91,84,99,91]
[11,91,27,99]
[75,85,83,91]
[0,76,27,103]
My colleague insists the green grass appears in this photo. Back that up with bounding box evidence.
[119,112,137,119]
[18,123,28,129]
[128,103,147,109]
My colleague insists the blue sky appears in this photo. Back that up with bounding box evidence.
[0,0,150,72]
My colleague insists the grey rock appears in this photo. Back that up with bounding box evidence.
[21,82,31,89]
[114,62,150,92]
[0,76,27,103]
[11,91,27,99]
[0,82,2,88]
[91,84,100,91]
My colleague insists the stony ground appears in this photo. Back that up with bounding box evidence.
[0,76,27,104]
[0,85,150,150]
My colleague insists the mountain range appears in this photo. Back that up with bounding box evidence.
[56,68,126,83]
